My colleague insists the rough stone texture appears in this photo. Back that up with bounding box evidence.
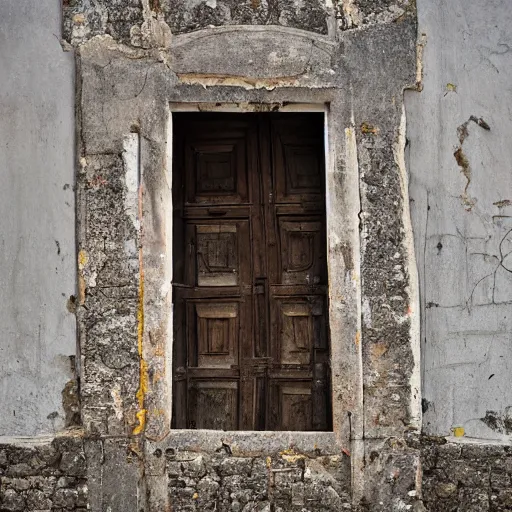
[78,152,140,435]
[3,434,511,512]
[0,436,88,512]
[360,438,421,511]
[162,0,330,36]
[166,449,351,511]
[63,0,144,45]
[6,0,511,511]
[406,0,512,441]
[63,0,330,42]
[62,0,420,45]
[418,438,512,512]
[69,0,420,509]
[335,0,415,30]
[0,0,76,436]
[344,18,420,439]
[83,437,141,511]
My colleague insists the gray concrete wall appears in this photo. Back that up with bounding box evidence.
[0,1,76,435]
[407,0,512,441]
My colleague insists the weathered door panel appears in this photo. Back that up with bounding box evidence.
[173,113,331,431]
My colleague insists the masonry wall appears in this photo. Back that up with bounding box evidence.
[406,0,512,441]
[0,1,77,436]
[1,1,511,512]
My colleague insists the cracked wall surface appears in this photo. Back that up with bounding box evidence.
[406,0,512,442]
[3,0,512,511]
[68,2,420,507]
[0,0,77,436]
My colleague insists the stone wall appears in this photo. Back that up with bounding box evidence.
[166,450,351,511]
[65,0,420,510]
[420,438,512,512]
[0,436,87,512]
[1,0,510,511]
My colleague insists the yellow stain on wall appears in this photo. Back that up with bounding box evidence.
[133,215,148,435]
[452,426,465,437]
[78,275,86,305]
[133,274,147,435]
[282,454,305,463]
[78,250,88,270]
[361,122,379,135]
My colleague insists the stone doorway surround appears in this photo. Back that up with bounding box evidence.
[76,18,420,510]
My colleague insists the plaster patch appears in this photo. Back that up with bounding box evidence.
[110,383,124,422]
[122,134,140,232]
[340,0,362,28]
[362,298,372,328]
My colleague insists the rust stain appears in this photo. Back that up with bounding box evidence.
[371,342,388,359]
[361,122,379,135]
[149,0,161,13]
[454,147,470,188]
[355,330,360,346]
[89,175,108,188]
[152,370,164,384]
[251,0,261,7]
[78,276,86,305]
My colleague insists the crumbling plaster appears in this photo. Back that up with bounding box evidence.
[70,0,420,506]
[406,0,512,442]
[0,0,429,509]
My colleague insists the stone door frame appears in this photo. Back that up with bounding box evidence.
[77,22,419,508]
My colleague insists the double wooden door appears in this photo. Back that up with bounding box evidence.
[172,113,331,431]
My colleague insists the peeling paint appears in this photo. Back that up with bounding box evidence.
[453,115,491,211]
[176,72,302,90]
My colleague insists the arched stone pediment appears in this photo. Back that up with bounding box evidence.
[170,25,339,87]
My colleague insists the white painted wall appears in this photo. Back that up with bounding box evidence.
[407,0,512,440]
[0,1,76,435]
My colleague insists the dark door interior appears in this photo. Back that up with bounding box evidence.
[172,113,331,431]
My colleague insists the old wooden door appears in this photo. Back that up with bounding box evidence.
[172,113,331,431]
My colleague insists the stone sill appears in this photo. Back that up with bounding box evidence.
[160,430,340,455]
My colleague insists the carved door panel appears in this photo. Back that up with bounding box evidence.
[266,116,330,431]
[172,113,330,431]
